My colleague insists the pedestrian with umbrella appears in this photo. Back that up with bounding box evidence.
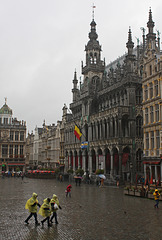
[98,174,106,187]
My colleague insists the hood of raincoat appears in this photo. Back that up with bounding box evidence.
[25,193,38,213]
[52,194,59,206]
[52,194,58,200]
[32,193,38,199]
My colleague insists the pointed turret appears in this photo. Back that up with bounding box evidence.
[72,70,79,102]
[82,17,105,75]
[146,8,156,49]
[126,27,134,56]
[125,27,136,73]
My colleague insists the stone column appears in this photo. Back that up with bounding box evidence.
[82,151,86,172]
[110,119,113,137]
[155,165,158,181]
[96,153,99,170]
[115,118,117,137]
[100,121,102,139]
[102,153,106,174]
[107,120,109,138]
[89,124,92,141]
[96,123,98,140]
[78,154,81,169]
[144,164,146,180]
[110,151,114,176]
[73,152,75,172]
[119,152,122,179]
[69,154,71,169]
[89,151,92,174]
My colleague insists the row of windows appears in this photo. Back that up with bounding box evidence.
[145,130,160,153]
[143,80,159,101]
[0,130,25,141]
[2,144,24,157]
[10,131,25,141]
[0,117,12,125]
[144,104,159,124]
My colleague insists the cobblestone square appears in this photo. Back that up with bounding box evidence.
[0,177,162,240]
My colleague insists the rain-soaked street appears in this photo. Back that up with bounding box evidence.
[1,177,162,240]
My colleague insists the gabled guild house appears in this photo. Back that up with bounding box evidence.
[0,100,26,173]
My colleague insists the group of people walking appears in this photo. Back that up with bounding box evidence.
[25,185,72,227]
[25,193,62,227]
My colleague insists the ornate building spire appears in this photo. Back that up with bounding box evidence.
[82,11,104,75]
[126,27,134,56]
[146,8,156,48]
[72,70,78,102]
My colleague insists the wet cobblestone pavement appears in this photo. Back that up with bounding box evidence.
[1,177,162,240]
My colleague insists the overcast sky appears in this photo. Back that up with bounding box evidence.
[0,0,162,133]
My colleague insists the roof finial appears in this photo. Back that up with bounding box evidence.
[92,3,96,20]
[4,97,7,104]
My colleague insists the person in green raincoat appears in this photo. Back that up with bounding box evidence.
[50,194,62,224]
[39,198,52,227]
[25,192,41,225]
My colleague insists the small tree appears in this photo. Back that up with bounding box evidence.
[75,168,84,176]
[95,169,104,175]
[67,169,74,174]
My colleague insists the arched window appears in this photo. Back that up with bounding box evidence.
[136,149,143,172]
[136,116,143,137]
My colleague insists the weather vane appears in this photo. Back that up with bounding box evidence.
[92,3,96,20]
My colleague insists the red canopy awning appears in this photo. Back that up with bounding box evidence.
[143,161,160,165]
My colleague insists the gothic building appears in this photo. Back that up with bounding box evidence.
[64,12,145,181]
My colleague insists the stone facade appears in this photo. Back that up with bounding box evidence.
[0,100,26,173]
[142,9,162,182]
[64,16,145,181]
[26,121,61,169]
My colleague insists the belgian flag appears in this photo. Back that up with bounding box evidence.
[74,125,82,140]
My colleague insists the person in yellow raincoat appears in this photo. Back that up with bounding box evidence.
[153,189,160,209]
[50,194,62,224]
[25,192,41,225]
[39,198,52,227]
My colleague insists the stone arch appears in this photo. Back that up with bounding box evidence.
[74,150,78,170]
[122,114,129,137]
[136,148,143,173]
[98,148,103,170]
[70,150,73,169]
[79,150,82,169]
[112,147,119,175]
[105,148,111,174]
[122,146,130,167]
[91,149,96,173]
[136,115,143,138]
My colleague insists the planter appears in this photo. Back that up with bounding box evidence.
[135,191,141,197]
[124,189,129,195]
[129,190,135,196]
[148,193,154,199]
